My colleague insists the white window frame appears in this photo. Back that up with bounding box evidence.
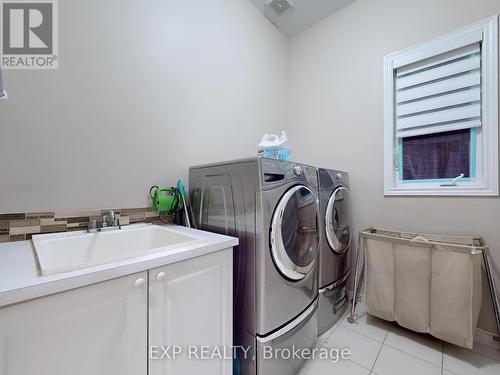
[384,16,498,196]
[0,66,6,100]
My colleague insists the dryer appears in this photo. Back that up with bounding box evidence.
[189,157,319,375]
[317,168,351,336]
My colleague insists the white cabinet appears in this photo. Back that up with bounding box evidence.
[0,249,233,375]
[149,248,233,375]
[0,248,233,375]
[0,271,148,375]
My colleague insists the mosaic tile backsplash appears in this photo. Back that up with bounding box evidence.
[0,208,175,243]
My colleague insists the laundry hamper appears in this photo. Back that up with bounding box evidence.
[361,228,485,349]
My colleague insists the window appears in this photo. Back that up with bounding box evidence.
[384,16,498,196]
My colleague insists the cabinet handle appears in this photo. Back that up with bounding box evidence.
[134,278,146,288]
[156,272,166,281]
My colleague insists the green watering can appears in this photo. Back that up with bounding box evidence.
[150,186,182,213]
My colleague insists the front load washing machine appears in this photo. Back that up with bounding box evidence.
[189,157,319,375]
[317,168,352,336]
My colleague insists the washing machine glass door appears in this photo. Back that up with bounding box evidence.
[271,185,319,281]
[325,186,351,254]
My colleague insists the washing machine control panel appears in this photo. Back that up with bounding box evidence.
[260,158,317,187]
[293,165,303,176]
[293,165,317,187]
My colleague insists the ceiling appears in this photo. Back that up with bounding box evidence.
[250,0,355,36]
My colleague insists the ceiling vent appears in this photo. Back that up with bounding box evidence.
[265,0,295,15]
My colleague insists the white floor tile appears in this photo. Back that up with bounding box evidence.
[323,325,382,369]
[384,324,443,366]
[341,312,390,342]
[472,340,500,362]
[299,358,370,375]
[373,345,441,375]
[317,309,348,346]
[317,325,336,345]
[443,343,500,375]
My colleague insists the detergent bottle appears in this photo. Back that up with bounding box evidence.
[258,130,291,161]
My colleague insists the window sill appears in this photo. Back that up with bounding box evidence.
[384,186,499,197]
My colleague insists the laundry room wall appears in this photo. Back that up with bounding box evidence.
[0,0,288,212]
[288,0,500,334]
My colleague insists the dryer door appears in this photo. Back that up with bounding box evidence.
[325,186,351,254]
[270,185,319,281]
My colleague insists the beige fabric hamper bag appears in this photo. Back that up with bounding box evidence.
[363,229,484,349]
[364,237,396,322]
[395,241,432,333]
[430,245,482,348]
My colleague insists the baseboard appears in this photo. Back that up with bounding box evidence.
[356,292,365,303]
[473,328,500,361]
[346,288,364,303]
[349,292,500,361]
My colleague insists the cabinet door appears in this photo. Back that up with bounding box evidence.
[0,272,148,375]
[149,249,232,375]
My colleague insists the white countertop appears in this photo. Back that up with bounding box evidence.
[0,224,238,308]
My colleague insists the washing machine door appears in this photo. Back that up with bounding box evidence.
[325,186,351,254]
[270,185,319,281]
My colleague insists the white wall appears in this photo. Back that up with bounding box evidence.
[288,0,500,332]
[0,0,288,212]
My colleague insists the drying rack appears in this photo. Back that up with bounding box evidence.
[348,228,500,343]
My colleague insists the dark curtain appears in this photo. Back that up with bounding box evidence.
[402,129,471,181]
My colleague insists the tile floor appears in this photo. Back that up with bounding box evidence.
[299,305,500,375]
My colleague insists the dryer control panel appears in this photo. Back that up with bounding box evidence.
[318,168,350,191]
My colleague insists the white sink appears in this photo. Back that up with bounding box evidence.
[32,224,206,276]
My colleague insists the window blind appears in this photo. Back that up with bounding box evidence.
[395,43,481,138]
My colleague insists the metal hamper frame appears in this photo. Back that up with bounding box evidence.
[348,228,500,342]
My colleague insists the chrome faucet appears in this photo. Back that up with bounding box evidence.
[102,210,118,227]
[88,210,121,233]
